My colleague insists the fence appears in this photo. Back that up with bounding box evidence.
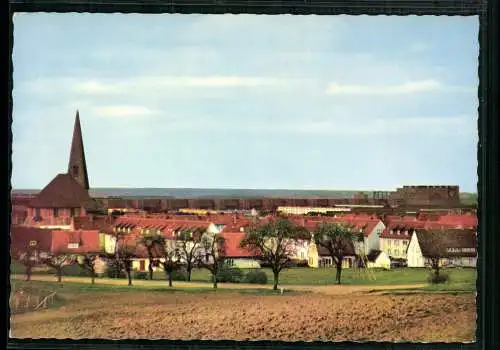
[10,291,57,314]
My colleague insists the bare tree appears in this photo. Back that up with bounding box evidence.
[113,232,135,286]
[198,233,226,289]
[77,253,99,284]
[177,229,203,282]
[137,235,162,280]
[43,252,74,283]
[313,222,363,285]
[240,217,310,290]
[421,229,450,280]
[153,236,183,287]
[115,243,135,286]
[12,248,38,281]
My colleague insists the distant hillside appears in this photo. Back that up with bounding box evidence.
[460,192,478,206]
[11,188,477,205]
[12,188,369,199]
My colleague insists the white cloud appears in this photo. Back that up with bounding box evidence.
[90,105,159,118]
[71,76,286,96]
[325,79,442,95]
[279,115,473,136]
[409,42,430,53]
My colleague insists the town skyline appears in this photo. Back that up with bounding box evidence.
[12,14,478,192]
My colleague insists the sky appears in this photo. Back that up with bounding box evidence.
[12,14,479,192]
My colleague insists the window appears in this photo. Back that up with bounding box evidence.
[72,165,79,177]
[53,208,59,217]
[74,208,81,217]
[68,243,79,249]
[300,251,305,259]
[29,240,37,247]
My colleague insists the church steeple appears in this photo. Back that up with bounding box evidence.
[67,110,90,190]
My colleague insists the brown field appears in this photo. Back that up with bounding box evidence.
[10,289,476,342]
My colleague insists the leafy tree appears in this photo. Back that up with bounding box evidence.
[240,217,311,290]
[313,222,363,284]
[177,229,203,282]
[198,233,226,289]
[42,252,74,283]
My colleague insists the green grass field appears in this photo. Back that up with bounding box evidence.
[9,279,293,298]
[11,261,476,292]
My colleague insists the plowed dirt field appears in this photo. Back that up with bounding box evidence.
[10,290,476,342]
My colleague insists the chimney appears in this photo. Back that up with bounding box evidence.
[233,215,237,225]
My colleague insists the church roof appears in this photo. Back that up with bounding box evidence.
[67,110,90,190]
[29,173,97,209]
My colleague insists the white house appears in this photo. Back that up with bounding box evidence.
[366,250,391,269]
[351,219,385,256]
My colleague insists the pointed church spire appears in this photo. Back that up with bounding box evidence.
[67,110,90,190]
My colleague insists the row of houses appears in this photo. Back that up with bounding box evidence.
[11,210,478,273]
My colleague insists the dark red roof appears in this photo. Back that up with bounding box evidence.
[316,239,356,257]
[10,225,53,254]
[29,173,97,209]
[73,215,115,233]
[51,230,102,254]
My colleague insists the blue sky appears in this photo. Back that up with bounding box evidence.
[12,14,478,192]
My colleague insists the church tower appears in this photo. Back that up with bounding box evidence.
[67,110,90,190]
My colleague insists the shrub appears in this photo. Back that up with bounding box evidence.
[216,265,243,283]
[428,272,450,284]
[244,269,268,284]
[134,271,148,280]
[106,260,126,279]
[170,268,188,281]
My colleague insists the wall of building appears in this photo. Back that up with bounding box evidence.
[25,207,85,228]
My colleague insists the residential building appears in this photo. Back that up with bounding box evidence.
[307,238,357,269]
[220,232,261,268]
[366,250,391,269]
[407,229,477,268]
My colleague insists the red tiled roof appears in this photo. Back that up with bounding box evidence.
[290,217,381,237]
[220,232,260,258]
[437,215,477,228]
[51,230,102,254]
[29,173,97,209]
[380,221,425,239]
[113,217,211,238]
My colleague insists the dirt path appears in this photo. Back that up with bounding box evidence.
[10,274,426,296]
